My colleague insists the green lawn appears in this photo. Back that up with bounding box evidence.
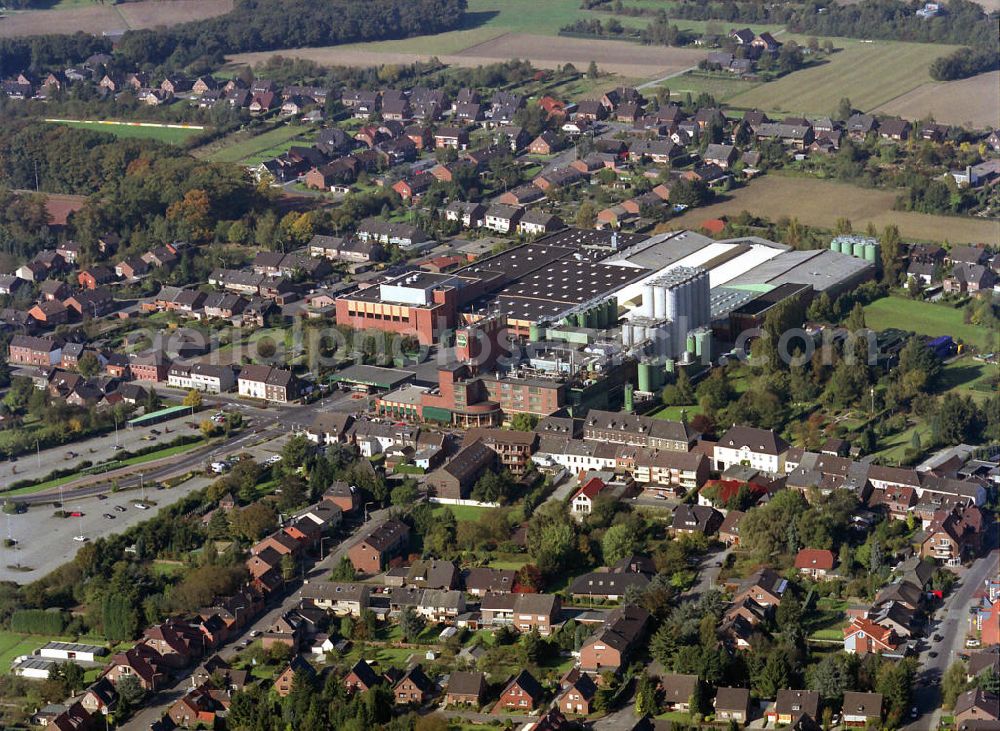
[863,296,996,351]
[728,39,958,115]
[652,404,702,421]
[118,440,204,468]
[45,119,203,144]
[488,558,529,571]
[660,71,762,104]
[938,357,996,400]
[150,560,186,578]
[432,504,495,521]
[0,631,51,672]
[208,124,312,164]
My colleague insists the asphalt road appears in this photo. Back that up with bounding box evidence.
[124,508,394,731]
[905,541,1000,731]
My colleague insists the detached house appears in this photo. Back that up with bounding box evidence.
[579,604,650,672]
[795,548,836,580]
[714,425,788,473]
[495,670,544,714]
[769,690,821,726]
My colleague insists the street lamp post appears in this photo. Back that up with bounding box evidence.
[363,501,376,523]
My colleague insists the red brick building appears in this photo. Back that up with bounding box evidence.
[347,519,410,574]
[8,334,62,366]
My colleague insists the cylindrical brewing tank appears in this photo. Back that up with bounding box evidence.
[852,241,865,258]
[665,285,678,322]
[686,332,696,354]
[700,271,711,326]
[621,322,632,347]
[653,286,666,319]
[830,239,842,253]
[695,328,711,362]
[624,382,634,413]
[643,283,655,317]
[864,243,878,264]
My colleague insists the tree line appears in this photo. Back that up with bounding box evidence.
[114,0,468,69]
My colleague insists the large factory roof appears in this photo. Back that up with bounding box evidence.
[604,230,717,270]
[492,259,648,322]
[726,249,875,293]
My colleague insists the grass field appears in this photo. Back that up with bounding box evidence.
[658,72,762,105]
[0,631,48,672]
[432,504,494,521]
[728,40,958,116]
[874,70,1000,129]
[863,297,996,351]
[665,175,1000,245]
[939,358,996,400]
[46,119,203,144]
[0,0,231,38]
[207,125,312,165]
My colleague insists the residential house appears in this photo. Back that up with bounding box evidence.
[528,131,562,155]
[28,300,70,326]
[8,334,62,366]
[434,127,469,150]
[347,519,410,574]
[842,691,884,727]
[518,210,565,237]
[661,673,700,712]
[494,670,544,714]
[394,665,435,705]
[484,204,524,234]
[445,671,487,707]
[463,567,515,596]
[481,593,561,636]
[273,656,314,697]
[237,365,302,403]
[571,477,607,517]
[843,617,900,656]
[558,671,598,715]
[733,568,787,608]
[769,690,821,725]
[795,549,836,580]
[579,604,650,672]
[426,440,496,500]
[954,689,1000,725]
[445,201,487,229]
[719,510,746,546]
[715,687,752,725]
[714,425,788,473]
[671,504,723,537]
[344,660,382,693]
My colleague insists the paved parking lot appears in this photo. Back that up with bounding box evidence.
[0,476,213,583]
[0,417,204,487]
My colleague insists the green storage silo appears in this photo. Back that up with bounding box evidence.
[638,361,653,392]
[686,332,696,354]
[664,358,675,374]
[852,241,865,258]
[830,239,842,254]
[864,242,879,265]
[624,382,634,413]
